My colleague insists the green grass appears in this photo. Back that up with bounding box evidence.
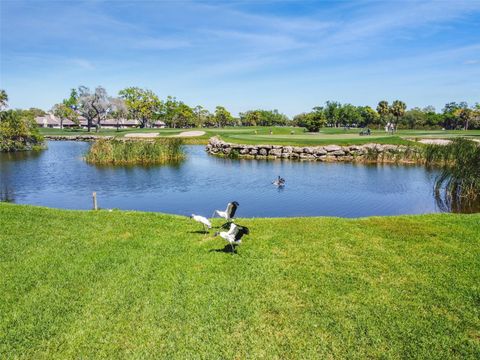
[40,127,480,147]
[1,203,479,358]
[85,138,185,166]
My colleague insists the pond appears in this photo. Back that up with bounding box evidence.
[0,141,461,218]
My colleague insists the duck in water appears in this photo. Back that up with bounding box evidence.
[272,176,285,187]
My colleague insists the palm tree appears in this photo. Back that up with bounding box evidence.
[376,100,389,129]
[0,90,8,111]
[390,100,406,131]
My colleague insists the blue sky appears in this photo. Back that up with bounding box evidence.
[1,0,479,116]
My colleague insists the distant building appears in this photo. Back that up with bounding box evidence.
[35,114,166,129]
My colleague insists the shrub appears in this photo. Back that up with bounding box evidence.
[0,110,44,152]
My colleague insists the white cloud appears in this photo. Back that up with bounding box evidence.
[70,58,95,70]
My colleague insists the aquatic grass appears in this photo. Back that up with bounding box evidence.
[424,138,480,209]
[363,144,422,164]
[85,138,185,166]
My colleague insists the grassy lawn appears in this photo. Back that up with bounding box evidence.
[1,203,479,358]
[40,127,480,146]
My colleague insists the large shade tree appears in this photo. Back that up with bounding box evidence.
[52,103,78,129]
[214,106,233,127]
[324,101,341,127]
[442,102,467,129]
[75,86,110,132]
[338,104,359,127]
[160,96,181,128]
[119,87,161,128]
[358,106,379,128]
[172,103,195,128]
[305,107,327,132]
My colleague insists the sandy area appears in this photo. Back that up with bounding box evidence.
[417,138,480,145]
[124,133,159,138]
[417,139,452,145]
[173,131,206,137]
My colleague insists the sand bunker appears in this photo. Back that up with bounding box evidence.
[124,133,159,138]
[173,131,206,137]
[417,139,452,145]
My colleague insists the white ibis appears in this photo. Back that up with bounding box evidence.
[190,214,212,233]
[212,201,239,222]
[272,176,285,187]
[215,223,249,253]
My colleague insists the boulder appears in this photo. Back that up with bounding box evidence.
[259,148,268,156]
[324,145,342,152]
[299,153,316,160]
[282,146,293,154]
[314,147,327,155]
[269,149,282,157]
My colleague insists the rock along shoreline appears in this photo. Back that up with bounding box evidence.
[206,136,423,164]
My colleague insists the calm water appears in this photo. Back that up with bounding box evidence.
[0,141,446,217]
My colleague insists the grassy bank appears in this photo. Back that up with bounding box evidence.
[85,138,184,166]
[40,127,480,147]
[1,203,479,358]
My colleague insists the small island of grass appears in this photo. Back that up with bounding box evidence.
[85,138,185,166]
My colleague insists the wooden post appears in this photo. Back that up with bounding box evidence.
[92,192,98,210]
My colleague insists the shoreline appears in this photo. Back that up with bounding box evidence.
[206,136,424,164]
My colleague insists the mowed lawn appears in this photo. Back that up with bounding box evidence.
[40,127,480,147]
[1,203,479,358]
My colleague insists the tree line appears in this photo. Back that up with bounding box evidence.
[51,86,259,132]
[293,100,480,132]
[2,87,479,132]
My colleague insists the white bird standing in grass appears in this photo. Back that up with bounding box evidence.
[212,201,239,223]
[190,214,212,233]
[215,223,249,253]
